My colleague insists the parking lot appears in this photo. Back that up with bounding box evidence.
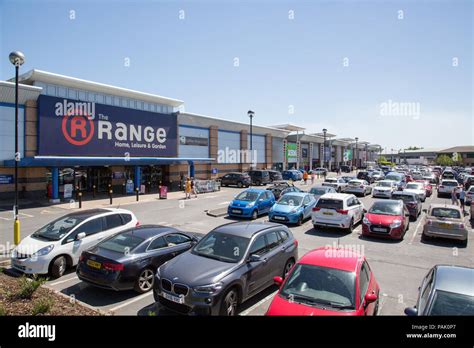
[1,174,473,316]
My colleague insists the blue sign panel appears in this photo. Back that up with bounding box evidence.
[38,95,177,157]
[0,175,14,184]
[211,168,218,174]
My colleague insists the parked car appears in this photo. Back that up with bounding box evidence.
[309,185,337,201]
[321,177,348,193]
[404,265,474,316]
[227,188,275,219]
[265,181,292,200]
[11,208,138,278]
[267,170,283,182]
[370,171,385,181]
[339,165,351,173]
[356,171,373,184]
[362,200,410,240]
[415,179,433,197]
[153,222,298,315]
[403,182,427,202]
[437,179,460,198]
[372,180,397,198]
[441,170,457,181]
[344,179,372,197]
[385,172,406,190]
[247,169,271,186]
[422,204,468,246]
[312,167,328,175]
[76,225,200,293]
[266,247,380,316]
[311,193,366,232]
[391,191,422,220]
[269,192,317,225]
[219,172,251,188]
[466,185,474,205]
[341,175,356,183]
[463,175,474,190]
[281,170,303,181]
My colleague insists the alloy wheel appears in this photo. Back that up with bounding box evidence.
[138,269,154,292]
[224,290,238,316]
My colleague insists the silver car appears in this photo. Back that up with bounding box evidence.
[422,204,468,246]
[404,182,427,202]
[372,180,396,198]
[344,179,372,197]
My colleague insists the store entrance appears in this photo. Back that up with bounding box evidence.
[88,167,113,193]
[141,165,166,191]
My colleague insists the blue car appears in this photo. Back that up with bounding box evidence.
[281,170,303,181]
[227,189,275,219]
[269,192,317,225]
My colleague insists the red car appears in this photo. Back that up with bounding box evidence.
[362,199,410,240]
[265,247,380,316]
[405,174,413,182]
[415,179,433,197]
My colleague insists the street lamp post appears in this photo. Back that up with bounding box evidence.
[9,51,25,245]
[247,110,254,168]
[322,128,327,170]
[355,137,359,169]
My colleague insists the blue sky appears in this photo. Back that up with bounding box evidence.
[0,0,472,150]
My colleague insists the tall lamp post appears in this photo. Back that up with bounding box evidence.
[354,137,359,169]
[322,128,327,169]
[247,110,254,168]
[9,51,25,245]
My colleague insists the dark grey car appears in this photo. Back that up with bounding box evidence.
[405,265,474,316]
[153,222,298,315]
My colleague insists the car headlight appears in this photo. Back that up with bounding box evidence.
[247,202,255,207]
[390,220,402,228]
[11,248,17,258]
[363,217,371,225]
[33,245,54,257]
[194,282,224,294]
[155,267,161,279]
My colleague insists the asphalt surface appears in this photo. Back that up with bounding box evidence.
[1,176,473,316]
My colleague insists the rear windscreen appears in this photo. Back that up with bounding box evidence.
[316,199,343,210]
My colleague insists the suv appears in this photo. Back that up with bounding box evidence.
[321,177,348,193]
[154,222,298,315]
[339,165,351,173]
[247,170,271,186]
[11,208,138,278]
[219,172,251,188]
[437,179,459,198]
[391,191,422,220]
[311,193,366,232]
[267,170,283,182]
[357,171,373,184]
[281,170,302,181]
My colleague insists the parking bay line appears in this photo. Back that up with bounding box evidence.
[239,290,278,316]
[409,215,424,244]
[218,201,230,205]
[49,274,80,286]
[108,291,153,313]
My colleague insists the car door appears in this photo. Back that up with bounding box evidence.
[66,217,104,263]
[352,197,364,223]
[302,195,312,219]
[103,213,128,239]
[358,261,373,315]
[262,230,285,280]
[245,233,272,296]
[164,233,194,258]
[145,236,177,268]
[265,191,275,212]
[221,174,231,186]
[417,269,435,315]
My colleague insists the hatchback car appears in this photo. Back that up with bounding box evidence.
[344,179,372,197]
[11,208,138,278]
[422,204,468,246]
[391,191,422,220]
[227,188,275,219]
[266,247,380,316]
[266,182,303,200]
[219,172,251,188]
[415,180,433,197]
[269,192,317,225]
[362,200,410,240]
[372,180,397,198]
[154,222,298,315]
[267,170,283,182]
[281,170,303,181]
[437,179,460,197]
[321,177,348,193]
[466,185,474,205]
[312,193,365,232]
[404,182,427,202]
[309,185,336,200]
[248,170,271,186]
[405,265,474,316]
[356,171,373,184]
[385,172,406,190]
[77,225,200,293]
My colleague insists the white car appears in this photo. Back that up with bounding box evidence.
[344,179,372,196]
[321,177,348,193]
[466,185,474,205]
[312,193,365,232]
[11,208,138,278]
[437,179,459,197]
[372,180,397,198]
[404,182,427,202]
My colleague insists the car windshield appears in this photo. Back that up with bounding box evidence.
[429,290,474,315]
[280,264,356,309]
[442,181,457,186]
[99,231,145,253]
[325,178,337,183]
[310,187,328,195]
[278,195,303,206]
[235,191,259,202]
[431,208,461,219]
[348,180,362,186]
[32,215,86,241]
[406,183,423,190]
[317,199,343,210]
[376,182,393,187]
[369,202,402,216]
[392,194,415,203]
[193,232,250,263]
[386,174,402,181]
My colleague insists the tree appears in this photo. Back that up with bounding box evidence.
[377,156,388,163]
[405,146,424,151]
[436,154,453,166]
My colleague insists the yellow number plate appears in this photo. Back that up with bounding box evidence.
[323,212,334,216]
[86,260,101,269]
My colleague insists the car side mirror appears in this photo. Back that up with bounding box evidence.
[365,293,377,304]
[248,254,261,263]
[404,307,418,316]
[273,276,283,286]
[76,232,86,241]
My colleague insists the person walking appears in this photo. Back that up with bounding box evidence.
[458,186,466,212]
[451,187,458,206]
[191,177,197,198]
[303,171,308,185]
[184,177,191,199]
[310,171,315,185]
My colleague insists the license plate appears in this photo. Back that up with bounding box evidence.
[231,209,241,214]
[273,216,285,220]
[87,260,102,269]
[373,227,386,232]
[162,292,184,304]
[323,212,333,216]
[438,223,452,229]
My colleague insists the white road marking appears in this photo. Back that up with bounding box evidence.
[109,291,153,312]
[378,293,388,314]
[239,290,278,316]
[0,217,11,221]
[49,275,79,286]
[218,201,230,205]
[409,215,424,244]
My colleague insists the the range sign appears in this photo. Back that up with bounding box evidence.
[38,95,177,157]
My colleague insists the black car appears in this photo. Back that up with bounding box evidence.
[357,171,374,184]
[154,222,298,316]
[339,165,351,173]
[247,170,271,186]
[266,181,291,199]
[77,225,200,293]
[391,191,422,221]
[219,172,251,188]
[267,170,283,182]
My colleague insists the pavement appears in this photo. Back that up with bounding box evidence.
[1,172,473,316]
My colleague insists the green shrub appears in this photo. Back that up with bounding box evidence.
[0,304,7,316]
[32,297,53,316]
[16,276,46,299]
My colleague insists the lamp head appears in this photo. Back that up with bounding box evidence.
[9,51,25,67]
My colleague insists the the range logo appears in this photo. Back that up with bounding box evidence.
[56,100,96,146]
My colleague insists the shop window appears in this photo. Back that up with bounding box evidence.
[105,95,113,105]
[78,90,86,101]
[46,84,56,96]
[114,97,121,106]
[87,93,95,102]
[57,87,67,98]
[96,94,104,103]
[121,98,128,108]
[68,89,78,99]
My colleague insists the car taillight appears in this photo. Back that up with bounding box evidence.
[312,207,321,212]
[427,220,432,225]
[135,221,140,227]
[336,209,348,215]
[439,185,444,188]
[359,185,364,188]
[294,240,298,248]
[79,254,85,262]
[103,262,124,271]
[459,223,465,229]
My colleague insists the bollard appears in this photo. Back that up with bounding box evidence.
[136,187,139,201]
[122,182,126,195]
[78,191,82,209]
[92,185,96,198]
[147,182,151,194]
[75,186,79,200]
[109,189,113,205]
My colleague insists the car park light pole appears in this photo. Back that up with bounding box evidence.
[322,128,327,170]
[355,137,359,170]
[248,110,254,167]
[9,51,25,245]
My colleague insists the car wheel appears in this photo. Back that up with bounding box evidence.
[135,268,155,293]
[283,259,295,279]
[421,233,429,242]
[251,210,258,220]
[347,219,354,233]
[220,288,239,316]
[460,239,468,248]
[296,215,303,226]
[373,298,380,316]
[50,256,67,279]
[237,182,243,188]
[337,187,341,193]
